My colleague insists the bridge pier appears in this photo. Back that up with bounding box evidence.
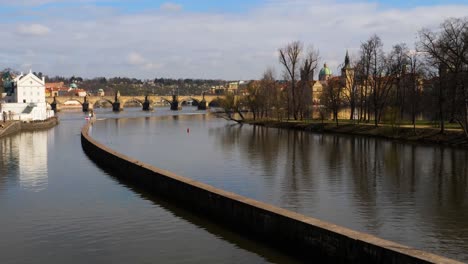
[170,101,179,111]
[82,102,89,112]
[113,91,122,112]
[198,93,207,110]
[142,95,152,111]
[51,100,57,112]
[198,100,207,110]
[170,94,179,111]
[112,102,121,112]
[142,101,150,111]
[82,96,89,112]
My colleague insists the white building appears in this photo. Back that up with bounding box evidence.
[1,70,54,121]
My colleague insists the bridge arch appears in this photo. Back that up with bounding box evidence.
[160,97,172,105]
[91,98,114,108]
[179,97,200,106]
[121,98,144,107]
[61,98,84,106]
[208,98,222,108]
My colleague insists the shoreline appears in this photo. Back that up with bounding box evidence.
[246,120,468,148]
[0,116,59,138]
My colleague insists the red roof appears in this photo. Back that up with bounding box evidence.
[45,82,65,89]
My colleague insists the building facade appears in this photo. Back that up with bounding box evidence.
[1,70,54,121]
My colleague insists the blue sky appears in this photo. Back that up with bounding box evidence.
[3,0,467,14]
[1,0,467,79]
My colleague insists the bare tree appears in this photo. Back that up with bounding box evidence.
[244,81,262,120]
[298,46,320,119]
[359,37,376,122]
[321,78,343,126]
[279,41,302,120]
[418,17,468,135]
[405,51,426,131]
[360,35,396,126]
[390,43,410,120]
[260,67,278,119]
[219,93,244,122]
[418,28,447,133]
[279,42,320,120]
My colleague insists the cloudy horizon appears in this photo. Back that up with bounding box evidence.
[1,0,468,80]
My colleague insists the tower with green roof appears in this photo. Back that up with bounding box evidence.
[319,63,332,81]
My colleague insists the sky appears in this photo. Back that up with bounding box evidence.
[1,0,468,80]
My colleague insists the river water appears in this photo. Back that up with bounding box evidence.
[1,107,467,263]
[0,108,299,264]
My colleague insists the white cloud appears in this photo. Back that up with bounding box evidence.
[160,2,182,12]
[2,1,468,79]
[127,52,146,65]
[17,24,50,36]
[143,63,163,70]
[127,52,162,71]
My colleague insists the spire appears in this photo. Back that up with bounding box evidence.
[344,50,350,68]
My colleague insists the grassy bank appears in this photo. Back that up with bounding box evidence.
[246,119,468,148]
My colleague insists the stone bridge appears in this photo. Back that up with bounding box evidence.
[46,94,225,112]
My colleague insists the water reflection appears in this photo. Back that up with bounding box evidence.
[91,114,468,262]
[2,110,300,264]
[0,131,49,192]
[85,154,302,264]
[0,135,20,191]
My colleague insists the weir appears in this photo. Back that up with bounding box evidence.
[80,120,462,264]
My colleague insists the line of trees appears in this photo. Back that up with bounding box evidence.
[221,41,320,121]
[224,17,468,136]
[419,17,468,135]
[325,17,467,134]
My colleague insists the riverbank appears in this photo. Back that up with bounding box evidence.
[247,120,468,148]
[0,116,59,138]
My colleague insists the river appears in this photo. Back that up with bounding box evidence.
[1,107,467,263]
[0,108,298,264]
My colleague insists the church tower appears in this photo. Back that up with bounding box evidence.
[341,50,354,90]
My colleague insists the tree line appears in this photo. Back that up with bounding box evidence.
[222,17,468,136]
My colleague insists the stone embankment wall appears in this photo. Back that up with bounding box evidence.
[81,121,462,264]
[0,117,58,138]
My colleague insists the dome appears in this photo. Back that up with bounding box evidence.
[319,63,332,81]
[69,83,78,89]
[319,64,332,76]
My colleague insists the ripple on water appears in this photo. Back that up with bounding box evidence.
[89,113,468,262]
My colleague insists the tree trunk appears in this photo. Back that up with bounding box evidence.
[438,76,445,134]
[335,111,339,126]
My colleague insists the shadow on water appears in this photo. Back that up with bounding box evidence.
[82,151,305,264]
